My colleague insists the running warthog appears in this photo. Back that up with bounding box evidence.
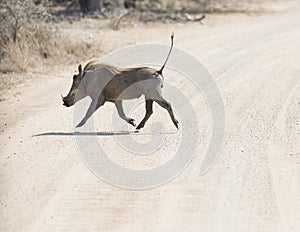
[62,34,178,130]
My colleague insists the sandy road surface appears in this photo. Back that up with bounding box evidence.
[1,4,300,232]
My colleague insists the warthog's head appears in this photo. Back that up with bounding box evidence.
[62,64,87,107]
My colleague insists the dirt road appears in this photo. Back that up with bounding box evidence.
[1,4,300,232]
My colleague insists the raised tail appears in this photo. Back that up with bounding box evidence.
[157,33,174,75]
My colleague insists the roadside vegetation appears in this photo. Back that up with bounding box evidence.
[0,0,267,74]
[0,0,92,73]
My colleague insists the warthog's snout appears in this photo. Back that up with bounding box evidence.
[61,94,74,107]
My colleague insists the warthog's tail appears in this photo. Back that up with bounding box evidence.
[157,33,174,75]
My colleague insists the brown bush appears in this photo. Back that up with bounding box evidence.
[0,0,89,72]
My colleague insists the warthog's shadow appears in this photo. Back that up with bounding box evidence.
[33,131,133,137]
[33,130,177,137]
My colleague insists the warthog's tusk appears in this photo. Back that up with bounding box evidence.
[61,94,64,100]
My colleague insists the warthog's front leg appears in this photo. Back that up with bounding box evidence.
[136,99,153,130]
[115,101,136,127]
[76,96,105,127]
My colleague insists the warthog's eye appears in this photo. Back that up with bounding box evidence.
[73,75,77,80]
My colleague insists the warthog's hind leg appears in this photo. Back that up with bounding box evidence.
[155,98,179,129]
[136,99,153,130]
[115,101,136,127]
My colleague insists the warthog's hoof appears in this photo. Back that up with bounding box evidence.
[173,119,179,129]
[128,118,136,127]
[136,123,144,130]
[76,121,86,128]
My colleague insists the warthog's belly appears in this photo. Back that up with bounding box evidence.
[104,80,144,101]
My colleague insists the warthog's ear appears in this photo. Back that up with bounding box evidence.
[78,64,82,76]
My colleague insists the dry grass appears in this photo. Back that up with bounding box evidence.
[0,0,91,73]
[127,0,255,14]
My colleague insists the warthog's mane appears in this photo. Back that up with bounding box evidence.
[82,59,143,77]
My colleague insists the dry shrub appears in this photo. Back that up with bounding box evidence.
[0,0,90,73]
[0,0,48,71]
[126,0,252,14]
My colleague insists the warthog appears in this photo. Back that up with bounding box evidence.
[62,34,178,130]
